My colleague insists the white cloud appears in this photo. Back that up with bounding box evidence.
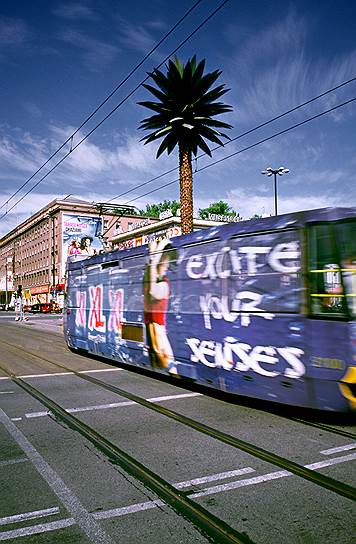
[57,29,119,70]
[0,16,29,47]
[53,3,98,21]
[225,188,353,220]
[0,133,47,173]
[0,123,178,221]
[226,9,356,127]
[110,135,166,172]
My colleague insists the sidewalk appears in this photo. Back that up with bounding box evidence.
[19,316,64,334]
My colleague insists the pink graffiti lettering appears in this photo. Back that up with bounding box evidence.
[75,292,86,327]
[88,285,106,332]
[108,289,123,332]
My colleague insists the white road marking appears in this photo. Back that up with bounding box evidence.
[24,393,201,419]
[68,401,135,414]
[95,500,163,520]
[0,507,59,526]
[0,518,75,541]
[0,457,28,467]
[149,393,202,402]
[190,452,356,498]
[20,372,74,378]
[0,391,14,394]
[175,467,255,489]
[0,369,120,382]
[81,469,255,521]
[25,410,51,418]
[190,470,291,498]
[0,453,354,541]
[306,452,356,470]
[18,368,122,379]
[10,418,22,421]
[320,443,356,455]
[0,408,115,544]
[78,368,122,374]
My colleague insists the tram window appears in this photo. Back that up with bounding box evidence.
[308,224,346,317]
[228,230,301,313]
[122,323,144,342]
[102,260,120,269]
[335,221,356,317]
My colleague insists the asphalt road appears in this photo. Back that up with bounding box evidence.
[0,316,355,543]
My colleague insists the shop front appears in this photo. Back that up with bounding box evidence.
[30,284,50,304]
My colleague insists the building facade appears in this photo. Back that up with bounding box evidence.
[111,214,225,250]
[0,197,157,307]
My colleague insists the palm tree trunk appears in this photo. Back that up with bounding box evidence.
[179,143,193,235]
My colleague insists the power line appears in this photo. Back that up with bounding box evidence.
[107,74,356,204]
[99,76,356,234]
[0,0,205,213]
[100,83,356,237]
[2,3,354,226]
[116,96,356,211]
[0,0,230,222]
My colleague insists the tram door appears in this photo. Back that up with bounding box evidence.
[308,221,356,410]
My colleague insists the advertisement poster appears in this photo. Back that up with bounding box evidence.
[62,214,103,273]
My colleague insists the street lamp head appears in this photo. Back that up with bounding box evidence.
[277,167,290,175]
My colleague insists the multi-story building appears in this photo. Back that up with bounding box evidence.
[0,196,157,307]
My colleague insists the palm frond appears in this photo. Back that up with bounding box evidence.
[195,134,212,157]
[138,55,233,158]
[141,83,168,103]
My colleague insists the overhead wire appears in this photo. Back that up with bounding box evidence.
[0,0,204,212]
[106,96,356,227]
[0,0,230,220]
[100,85,356,237]
[107,74,356,204]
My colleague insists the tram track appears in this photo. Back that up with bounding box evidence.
[0,361,253,544]
[5,325,356,442]
[1,337,355,504]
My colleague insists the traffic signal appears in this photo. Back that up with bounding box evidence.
[17,284,22,297]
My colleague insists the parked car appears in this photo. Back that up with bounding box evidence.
[30,303,53,313]
[0,304,13,311]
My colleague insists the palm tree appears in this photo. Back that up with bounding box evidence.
[138,56,233,234]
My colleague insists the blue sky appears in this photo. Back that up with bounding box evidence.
[0,0,356,237]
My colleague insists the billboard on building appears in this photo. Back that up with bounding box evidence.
[62,214,103,273]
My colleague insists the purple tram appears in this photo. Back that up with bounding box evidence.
[64,207,356,412]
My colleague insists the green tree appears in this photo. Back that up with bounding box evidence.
[138,199,180,218]
[138,55,232,234]
[198,200,239,220]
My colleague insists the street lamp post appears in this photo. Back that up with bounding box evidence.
[261,166,289,216]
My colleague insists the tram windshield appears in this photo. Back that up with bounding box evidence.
[309,220,356,317]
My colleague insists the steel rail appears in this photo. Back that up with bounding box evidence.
[289,418,356,440]
[0,363,254,544]
[0,338,355,502]
[3,328,356,441]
